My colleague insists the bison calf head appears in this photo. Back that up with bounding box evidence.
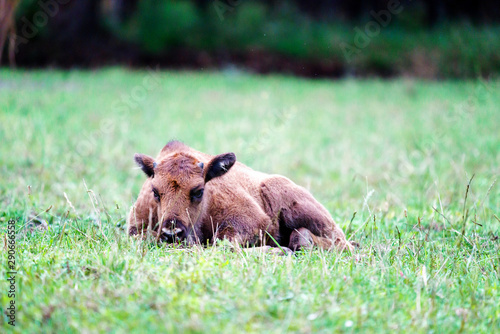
[134,151,236,243]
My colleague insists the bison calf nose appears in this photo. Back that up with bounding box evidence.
[161,227,183,236]
[160,219,186,242]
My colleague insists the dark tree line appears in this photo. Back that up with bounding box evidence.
[2,0,499,74]
[290,0,499,24]
[103,0,500,25]
[195,0,500,24]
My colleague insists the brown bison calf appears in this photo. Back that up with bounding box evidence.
[128,141,353,252]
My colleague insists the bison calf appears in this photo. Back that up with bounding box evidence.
[128,141,353,252]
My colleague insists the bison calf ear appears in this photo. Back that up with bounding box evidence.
[134,153,156,177]
[204,153,236,183]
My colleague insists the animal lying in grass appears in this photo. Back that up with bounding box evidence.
[128,141,353,252]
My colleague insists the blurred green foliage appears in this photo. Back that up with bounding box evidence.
[117,1,500,77]
[126,0,201,53]
[10,0,500,78]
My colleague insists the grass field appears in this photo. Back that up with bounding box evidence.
[0,69,499,333]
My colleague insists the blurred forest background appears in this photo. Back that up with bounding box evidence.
[1,0,500,78]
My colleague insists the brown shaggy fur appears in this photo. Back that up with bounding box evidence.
[128,141,353,252]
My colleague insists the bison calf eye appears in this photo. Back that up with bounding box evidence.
[152,189,160,202]
[191,189,204,201]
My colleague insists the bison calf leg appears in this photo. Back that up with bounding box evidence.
[261,176,354,252]
[288,228,352,252]
[289,227,327,251]
[128,178,159,236]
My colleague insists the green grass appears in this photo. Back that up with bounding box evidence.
[0,69,499,333]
